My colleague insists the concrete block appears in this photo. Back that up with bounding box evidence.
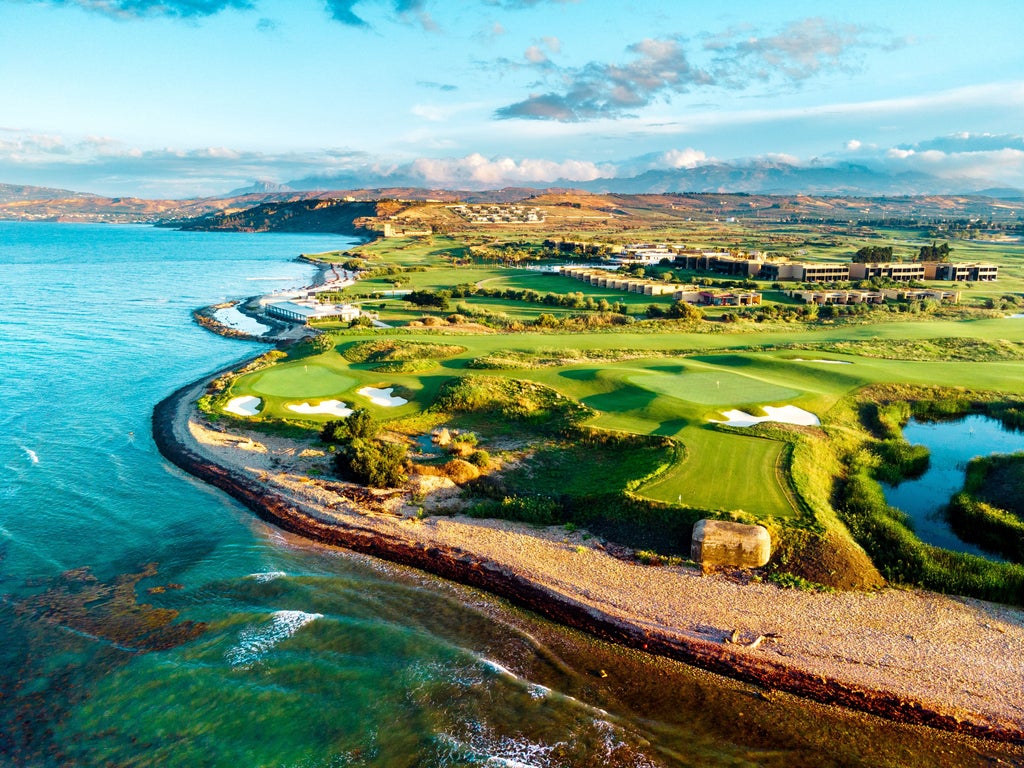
[691,519,771,569]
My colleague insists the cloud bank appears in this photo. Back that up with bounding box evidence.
[497,19,904,121]
[3,128,1023,197]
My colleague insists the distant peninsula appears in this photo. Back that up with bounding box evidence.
[160,199,379,237]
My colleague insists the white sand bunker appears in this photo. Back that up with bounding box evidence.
[287,399,354,417]
[224,396,262,417]
[790,358,852,365]
[711,405,820,428]
[358,386,408,407]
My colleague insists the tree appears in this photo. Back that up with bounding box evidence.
[853,245,894,263]
[917,241,952,262]
[667,300,703,321]
[319,408,378,444]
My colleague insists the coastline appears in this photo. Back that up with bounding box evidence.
[153,364,1024,744]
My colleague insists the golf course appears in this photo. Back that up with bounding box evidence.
[198,201,1024,603]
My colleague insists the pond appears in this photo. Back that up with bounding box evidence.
[883,414,1024,558]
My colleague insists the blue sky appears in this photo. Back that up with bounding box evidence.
[1,0,1022,197]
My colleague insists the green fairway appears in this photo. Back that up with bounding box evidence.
[639,430,795,517]
[246,364,358,398]
[629,369,801,406]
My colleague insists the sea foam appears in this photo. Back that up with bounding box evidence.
[226,610,322,667]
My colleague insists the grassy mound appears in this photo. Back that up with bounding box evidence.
[971,452,1024,517]
[369,359,439,374]
[341,339,466,364]
[819,337,1024,362]
[947,452,1024,562]
[430,375,592,433]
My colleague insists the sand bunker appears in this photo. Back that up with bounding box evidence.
[711,405,820,428]
[790,358,852,365]
[358,386,408,407]
[223,396,262,417]
[287,400,354,417]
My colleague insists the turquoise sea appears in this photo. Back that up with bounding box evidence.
[1,221,1019,767]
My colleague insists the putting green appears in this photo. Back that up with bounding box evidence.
[640,430,795,517]
[629,371,800,406]
[244,364,358,399]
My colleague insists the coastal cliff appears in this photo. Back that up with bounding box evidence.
[161,199,378,236]
[152,370,1024,745]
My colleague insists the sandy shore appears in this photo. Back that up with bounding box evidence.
[153,372,1024,743]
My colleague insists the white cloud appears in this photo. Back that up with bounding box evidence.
[406,152,610,185]
[524,45,548,64]
[657,148,708,169]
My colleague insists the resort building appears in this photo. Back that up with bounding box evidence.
[848,262,927,281]
[694,290,762,307]
[265,300,361,325]
[923,262,999,282]
[673,251,763,277]
[788,289,886,305]
[881,288,960,303]
[759,262,851,282]
[448,204,544,224]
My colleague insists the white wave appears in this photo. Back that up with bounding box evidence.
[436,729,562,768]
[592,718,661,768]
[527,683,551,700]
[480,657,519,679]
[21,446,39,464]
[226,610,322,667]
[248,571,287,583]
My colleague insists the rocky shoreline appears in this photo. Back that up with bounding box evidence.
[151,365,1024,744]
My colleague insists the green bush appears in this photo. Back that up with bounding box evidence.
[870,440,930,484]
[334,438,408,488]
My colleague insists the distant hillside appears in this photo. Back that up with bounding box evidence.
[0,188,330,224]
[162,198,379,236]
[0,182,97,204]
[291,160,1024,200]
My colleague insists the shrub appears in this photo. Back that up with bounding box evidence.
[467,449,491,467]
[870,440,930,484]
[334,438,408,488]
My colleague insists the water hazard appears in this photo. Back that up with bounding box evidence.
[883,415,1024,558]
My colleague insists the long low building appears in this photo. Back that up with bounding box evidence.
[788,288,959,305]
[924,262,999,281]
[265,300,361,324]
[675,289,762,306]
[788,289,886,305]
[849,262,927,281]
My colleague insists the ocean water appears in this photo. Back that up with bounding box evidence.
[1,221,1019,767]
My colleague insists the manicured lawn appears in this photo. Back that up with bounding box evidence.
[628,369,800,406]
[639,430,795,517]
[245,363,357,398]
[229,313,1024,518]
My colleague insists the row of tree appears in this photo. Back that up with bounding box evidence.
[852,242,952,263]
